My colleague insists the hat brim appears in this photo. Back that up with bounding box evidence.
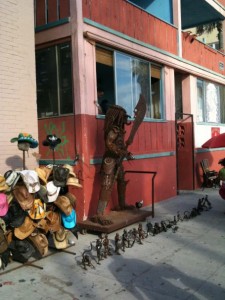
[10,137,18,143]
[47,188,60,203]
[14,217,36,240]
[53,230,68,249]
[18,138,38,148]
[0,184,10,192]
[66,178,82,188]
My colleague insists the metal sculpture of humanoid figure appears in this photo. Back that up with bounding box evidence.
[91,96,146,226]
[91,105,133,225]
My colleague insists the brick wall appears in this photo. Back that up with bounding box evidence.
[0,0,38,173]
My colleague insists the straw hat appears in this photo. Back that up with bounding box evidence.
[4,170,21,189]
[14,216,36,240]
[13,185,35,211]
[0,228,8,254]
[36,166,53,184]
[45,211,62,233]
[65,192,76,207]
[0,175,9,192]
[63,164,76,177]
[35,168,47,185]
[28,199,46,220]
[52,227,68,249]
[66,177,82,188]
[54,195,73,216]
[28,232,48,257]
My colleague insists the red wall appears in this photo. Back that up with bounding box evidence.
[35,0,70,26]
[38,115,177,220]
[82,0,178,55]
[182,32,225,76]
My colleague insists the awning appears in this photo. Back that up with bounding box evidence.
[202,132,225,148]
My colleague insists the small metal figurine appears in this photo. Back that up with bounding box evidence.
[95,238,104,264]
[122,229,129,251]
[160,220,167,232]
[132,227,139,241]
[146,222,155,236]
[114,233,122,255]
[154,222,162,234]
[102,234,112,258]
[176,211,183,222]
[81,254,95,270]
[137,223,147,244]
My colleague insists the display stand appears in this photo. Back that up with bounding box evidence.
[22,150,26,170]
[0,245,76,276]
[78,170,157,233]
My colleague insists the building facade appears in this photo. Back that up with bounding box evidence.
[34,0,225,221]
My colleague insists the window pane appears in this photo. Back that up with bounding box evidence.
[197,80,204,122]
[58,43,73,114]
[151,66,161,119]
[96,47,114,115]
[220,85,225,123]
[133,59,150,117]
[97,46,163,120]
[115,52,133,114]
[205,83,220,123]
[36,47,58,117]
[115,52,151,117]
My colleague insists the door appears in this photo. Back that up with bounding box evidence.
[176,114,195,191]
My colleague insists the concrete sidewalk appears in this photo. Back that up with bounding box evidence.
[1,188,225,300]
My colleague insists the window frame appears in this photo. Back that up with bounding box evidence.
[36,41,74,119]
[96,45,165,121]
[197,78,223,124]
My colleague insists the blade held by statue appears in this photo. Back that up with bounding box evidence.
[126,94,147,147]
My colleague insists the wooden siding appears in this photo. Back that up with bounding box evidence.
[37,115,175,165]
[82,0,178,55]
[81,115,176,159]
[38,115,76,161]
[182,32,225,76]
[35,0,70,26]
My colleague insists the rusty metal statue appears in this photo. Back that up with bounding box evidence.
[91,95,146,225]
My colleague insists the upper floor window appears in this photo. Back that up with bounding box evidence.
[36,42,73,118]
[96,46,164,119]
[128,0,173,25]
[197,79,225,123]
[34,0,70,28]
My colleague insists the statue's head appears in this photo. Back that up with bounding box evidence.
[104,105,131,132]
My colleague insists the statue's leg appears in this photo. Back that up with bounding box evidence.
[117,165,134,210]
[91,158,116,225]
[117,165,128,210]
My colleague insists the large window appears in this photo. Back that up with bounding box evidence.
[197,79,225,123]
[36,42,73,118]
[96,46,163,119]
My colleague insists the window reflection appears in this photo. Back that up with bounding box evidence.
[36,42,73,118]
[96,46,163,119]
